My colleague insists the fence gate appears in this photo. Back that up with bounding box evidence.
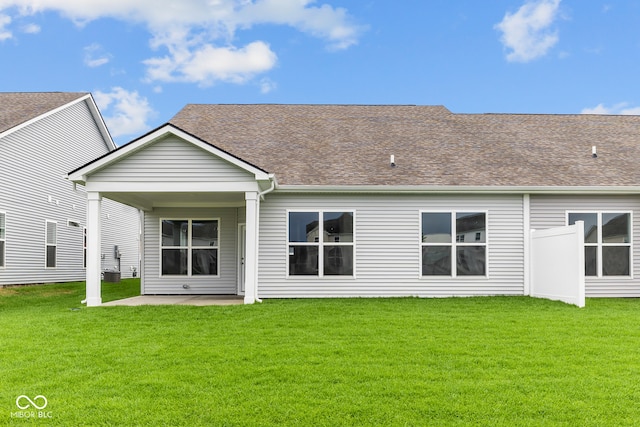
[530,221,585,307]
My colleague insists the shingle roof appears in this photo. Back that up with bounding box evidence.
[169,104,640,187]
[0,92,87,135]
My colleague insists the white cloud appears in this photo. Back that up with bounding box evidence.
[0,13,12,41]
[87,57,109,67]
[259,77,277,94]
[21,22,39,33]
[93,87,155,138]
[580,104,609,115]
[144,40,277,86]
[581,103,640,115]
[0,0,363,85]
[232,0,362,50]
[495,0,561,62]
[83,43,111,67]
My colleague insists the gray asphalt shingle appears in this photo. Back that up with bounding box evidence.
[0,92,87,135]
[170,104,640,187]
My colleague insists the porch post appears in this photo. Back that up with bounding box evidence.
[244,191,259,304]
[86,192,102,307]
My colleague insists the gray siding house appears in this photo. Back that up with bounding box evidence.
[68,104,640,305]
[0,92,139,286]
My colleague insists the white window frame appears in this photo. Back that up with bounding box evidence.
[566,211,633,279]
[0,211,5,269]
[45,220,57,269]
[420,210,488,278]
[159,218,220,277]
[286,210,356,278]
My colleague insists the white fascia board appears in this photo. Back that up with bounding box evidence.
[68,124,271,184]
[0,93,91,141]
[274,185,640,195]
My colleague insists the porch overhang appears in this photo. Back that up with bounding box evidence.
[68,123,275,307]
[86,181,269,211]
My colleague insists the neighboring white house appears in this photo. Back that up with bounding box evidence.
[67,104,640,305]
[0,92,140,286]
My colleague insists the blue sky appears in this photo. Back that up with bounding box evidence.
[1,0,639,144]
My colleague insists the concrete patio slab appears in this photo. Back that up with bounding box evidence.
[101,295,244,306]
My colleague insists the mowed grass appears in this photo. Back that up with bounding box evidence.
[2,282,640,426]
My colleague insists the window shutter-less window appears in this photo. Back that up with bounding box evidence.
[421,211,487,277]
[288,211,354,277]
[161,219,219,276]
[568,212,631,277]
[46,221,57,268]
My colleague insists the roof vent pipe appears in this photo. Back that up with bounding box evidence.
[390,154,396,167]
[592,146,597,158]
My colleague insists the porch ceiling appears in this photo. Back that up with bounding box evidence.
[101,191,247,210]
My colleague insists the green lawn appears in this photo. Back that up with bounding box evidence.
[2,281,640,426]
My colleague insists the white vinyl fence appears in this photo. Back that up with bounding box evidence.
[530,221,585,307]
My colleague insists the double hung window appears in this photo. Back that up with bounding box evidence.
[568,212,631,277]
[288,211,354,276]
[421,212,487,277]
[45,220,57,268]
[161,219,219,276]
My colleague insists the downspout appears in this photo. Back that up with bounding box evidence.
[253,174,277,303]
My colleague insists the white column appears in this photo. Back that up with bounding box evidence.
[86,192,102,307]
[244,191,259,304]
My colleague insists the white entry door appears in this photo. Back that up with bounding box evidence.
[237,224,246,294]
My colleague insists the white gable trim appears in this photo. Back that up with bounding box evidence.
[68,124,271,184]
[84,94,117,151]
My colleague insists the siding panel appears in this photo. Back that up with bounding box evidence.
[257,193,525,298]
[530,195,640,296]
[0,100,140,285]
[101,198,140,277]
[90,136,254,183]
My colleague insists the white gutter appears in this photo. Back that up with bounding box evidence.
[274,185,640,195]
[258,174,278,199]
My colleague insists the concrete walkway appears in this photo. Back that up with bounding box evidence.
[101,295,244,306]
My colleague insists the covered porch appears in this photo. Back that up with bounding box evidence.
[67,125,275,306]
